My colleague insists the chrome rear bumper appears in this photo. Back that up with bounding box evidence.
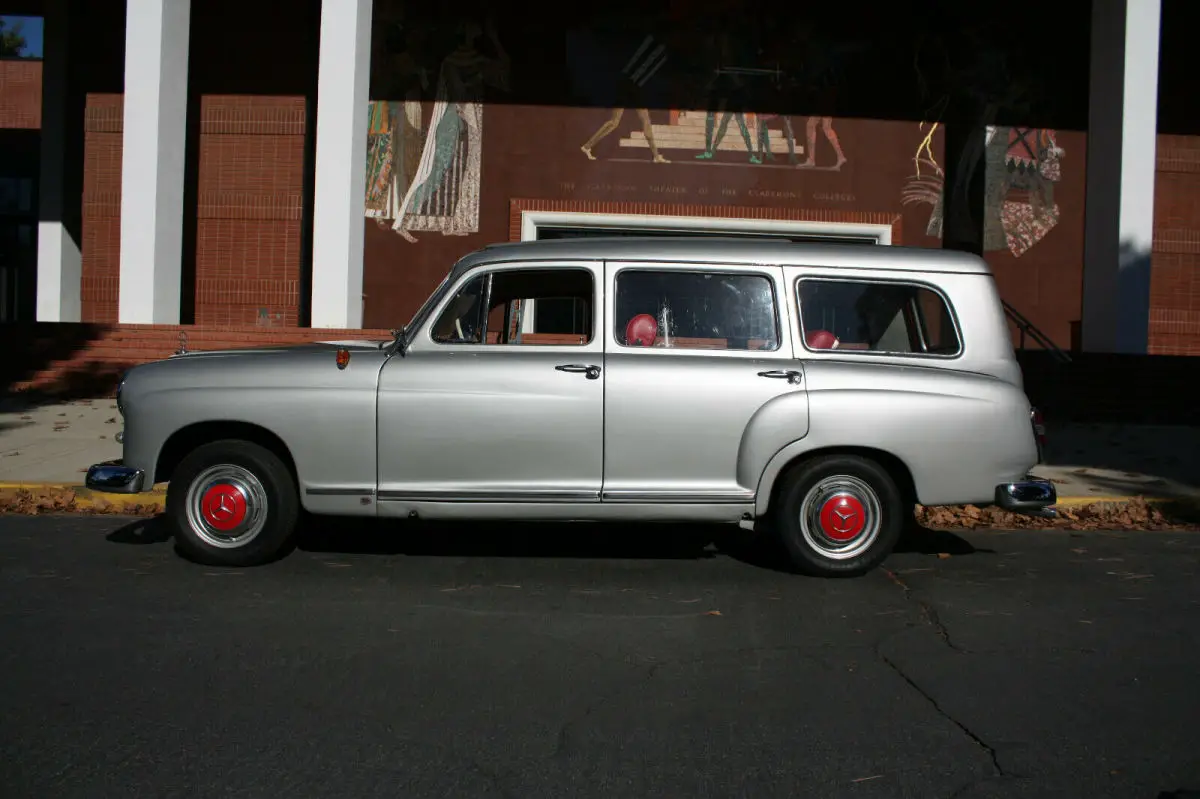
[994,478,1057,518]
[85,462,146,494]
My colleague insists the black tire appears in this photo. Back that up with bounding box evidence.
[165,439,299,567]
[773,454,904,577]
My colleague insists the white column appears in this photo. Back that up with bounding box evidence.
[117,0,191,324]
[1081,0,1161,353]
[36,0,82,322]
[310,0,373,329]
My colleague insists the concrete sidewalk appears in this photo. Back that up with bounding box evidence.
[2,397,1199,512]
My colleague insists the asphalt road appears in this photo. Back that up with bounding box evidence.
[1,515,1198,799]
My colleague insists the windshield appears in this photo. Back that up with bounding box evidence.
[397,272,453,341]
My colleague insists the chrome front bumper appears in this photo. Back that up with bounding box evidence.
[994,478,1057,518]
[85,462,146,494]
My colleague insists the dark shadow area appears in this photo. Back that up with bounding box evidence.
[1018,351,1200,427]
[895,519,995,556]
[0,323,123,397]
[103,512,998,571]
[1,345,126,405]
[298,517,765,565]
[104,515,172,546]
[102,513,790,569]
[1041,421,1200,491]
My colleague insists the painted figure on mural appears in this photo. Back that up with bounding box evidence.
[694,30,759,163]
[799,116,846,170]
[390,18,510,242]
[902,123,1064,257]
[364,0,428,222]
[792,22,848,171]
[580,32,672,164]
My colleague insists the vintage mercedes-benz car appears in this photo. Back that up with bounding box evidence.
[86,237,1054,576]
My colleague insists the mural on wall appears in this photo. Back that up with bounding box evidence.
[365,5,509,243]
[612,110,848,169]
[579,33,672,164]
[902,122,1065,257]
[572,25,851,169]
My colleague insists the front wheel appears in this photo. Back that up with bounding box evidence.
[165,439,300,567]
[774,454,904,577]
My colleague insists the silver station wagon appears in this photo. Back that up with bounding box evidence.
[87,238,1055,576]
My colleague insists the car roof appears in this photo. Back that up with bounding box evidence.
[450,237,993,277]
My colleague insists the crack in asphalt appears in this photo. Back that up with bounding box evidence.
[883,568,971,653]
[876,649,1005,779]
[878,568,1005,780]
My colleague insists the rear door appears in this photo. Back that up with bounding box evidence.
[600,260,809,505]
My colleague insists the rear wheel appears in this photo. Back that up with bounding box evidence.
[774,454,903,577]
[165,439,299,567]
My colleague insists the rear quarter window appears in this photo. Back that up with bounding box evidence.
[796,278,962,356]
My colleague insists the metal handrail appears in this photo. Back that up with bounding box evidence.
[1003,301,1071,363]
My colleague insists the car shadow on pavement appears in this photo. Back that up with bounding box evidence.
[104,514,992,571]
[895,520,995,556]
[300,518,744,562]
[105,515,174,546]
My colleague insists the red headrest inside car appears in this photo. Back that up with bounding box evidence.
[625,314,658,346]
[806,329,839,349]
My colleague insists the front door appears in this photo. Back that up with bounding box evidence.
[376,260,605,503]
[601,261,808,504]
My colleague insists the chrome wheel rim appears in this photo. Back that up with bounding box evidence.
[184,464,268,549]
[799,475,882,560]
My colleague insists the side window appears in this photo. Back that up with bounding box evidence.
[796,279,961,356]
[431,274,486,344]
[431,267,593,346]
[615,269,780,351]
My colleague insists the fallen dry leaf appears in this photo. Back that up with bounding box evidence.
[937,552,951,559]
[913,497,1197,533]
[704,610,722,616]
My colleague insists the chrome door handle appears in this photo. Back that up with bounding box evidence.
[757,369,803,385]
[556,364,602,380]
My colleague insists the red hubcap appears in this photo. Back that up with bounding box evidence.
[200,483,248,532]
[818,493,867,541]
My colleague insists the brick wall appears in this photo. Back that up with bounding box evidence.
[81,94,122,322]
[0,59,41,129]
[195,96,307,326]
[1150,135,1200,355]
[74,93,310,325]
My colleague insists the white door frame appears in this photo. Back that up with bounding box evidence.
[516,209,892,333]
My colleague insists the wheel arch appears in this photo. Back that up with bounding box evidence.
[155,421,299,485]
[757,445,918,518]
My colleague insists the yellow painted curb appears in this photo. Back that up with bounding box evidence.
[0,481,166,492]
[1053,495,1177,508]
[0,482,167,510]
